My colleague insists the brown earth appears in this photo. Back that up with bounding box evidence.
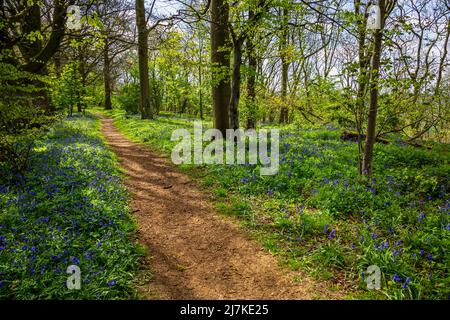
[99,116,343,300]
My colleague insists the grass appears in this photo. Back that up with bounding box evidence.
[0,114,140,299]
[96,107,449,300]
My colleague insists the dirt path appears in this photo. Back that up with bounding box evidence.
[99,116,341,300]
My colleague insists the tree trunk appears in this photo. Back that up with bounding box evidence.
[103,38,112,110]
[279,8,289,124]
[199,62,204,120]
[355,0,369,174]
[136,0,152,119]
[246,26,257,129]
[229,39,243,130]
[211,0,231,135]
[362,0,386,177]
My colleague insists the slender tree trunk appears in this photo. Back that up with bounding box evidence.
[362,0,386,177]
[136,0,152,119]
[279,8,289,124]
[229,39,243,130]
[103,38,112,110]
[211,0,231,135]
[199,63,203,120]
[355,0,369,174]
[246,26,257,129]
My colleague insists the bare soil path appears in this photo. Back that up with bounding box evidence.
[99,116,341,300]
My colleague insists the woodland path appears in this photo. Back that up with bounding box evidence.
[99,115,342,299]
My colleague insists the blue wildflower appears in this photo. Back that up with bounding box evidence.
[392,274,402,282]
[402,277,411,289]
[388,225,394,235]
[328,229,336,239]
[418,212,426,222]
[107,279,116,287]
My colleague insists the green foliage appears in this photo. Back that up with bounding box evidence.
[102,108,449,299]
[51,62,87,115]
[117,82,140,114]
[0,62,56,177]
[0,116,140,299]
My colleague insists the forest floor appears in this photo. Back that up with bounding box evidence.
[99,115,343,299]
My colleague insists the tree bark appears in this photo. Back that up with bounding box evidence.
[355,0,369,174]
[136,0,152,119]
[229,39,243,130]
[211,0,231,135]
[23,0,72,74]
[362,0,386,177]
[246,24,257,129]
[104,38,112,110]
[279,8,289,124]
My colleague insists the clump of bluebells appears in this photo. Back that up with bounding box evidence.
[0,116,139,299]
[105,108,449,300]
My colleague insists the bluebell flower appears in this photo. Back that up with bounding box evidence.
[324,224,329,233]
[418,212,426,222]
[392,274,402,282]
[427,253,433,261]
[388,225,394,235]
[402,277,411,289]
[107,279,116,287]
[328,229,336,239]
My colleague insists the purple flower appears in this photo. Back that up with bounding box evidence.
[324,224,329,233]
[427,253,433,261]
[402,277,411,289]
[328,229,336,239]
[418,212,426,222]
[392,274,402,282]
[388,225,394,234]
[107,279,116,287]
